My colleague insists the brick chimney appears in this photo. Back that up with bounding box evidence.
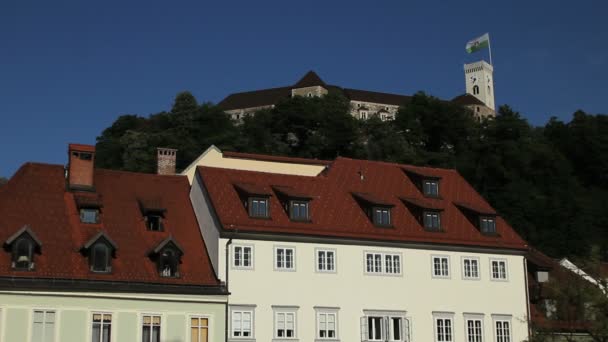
[68,144,96,190]
[157,148,177,175]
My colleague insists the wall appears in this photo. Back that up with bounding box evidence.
[349,101,399,120]
[219,237,529,342]
[291,86,328,98]
[464,61,495,110]
[0,291,226,342]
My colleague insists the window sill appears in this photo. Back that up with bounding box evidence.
[272,339,298,342]
[315,339,340,342]
[229,338,256,342]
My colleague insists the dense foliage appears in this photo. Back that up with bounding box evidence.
[95,91,608,260]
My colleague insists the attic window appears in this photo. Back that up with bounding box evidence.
[289,200,309,221]
[480,217,496,234]
[151,237,184,278]
[373,207,391,226]
[423,211,441,230]
[91,243,111,273]
[248,197,269,218]
[352,192,394,228]
[146,214,164,232]
[422,180,439,197]
[13,237,35,270]
[80,208,99,224]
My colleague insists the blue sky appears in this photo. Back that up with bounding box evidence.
[1,0,607,177]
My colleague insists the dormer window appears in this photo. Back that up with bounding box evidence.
[146,214,164,231]
[373,207,391,226]
[151,237,184,278]
[480,217,496,234]
[81,231,117,274]
[290,200,309,221]
[249,197,269,218]
[423,211,441,230]
[352,192,394,228]
[80,208,99,224]
[4,225,42,271]
[423,180,439,197]
[138,199,167,231]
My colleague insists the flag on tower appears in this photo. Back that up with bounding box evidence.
[465,33,490,53]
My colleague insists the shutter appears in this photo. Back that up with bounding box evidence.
[360,316,368,342]
[403,318,410,342]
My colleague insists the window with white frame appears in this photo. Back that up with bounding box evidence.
[462,257,480,279]
[190,316,209,342]
[91,313,112,342]
[432,256,450,278]
[423,180,439,197]
[465,316,483,342]
[315,309,338,340]
[360,312,408,342]
[275,247,295,271]
[493,317,511,342]
[142,315,161,342]
[32,310,56,342]
[434,315,454,342]
[365,252,401,275]
[316,249,336,272]
[233,245,253,269]
[230,306,254,338]
[423,211,441,230]
[273,307,297,339]
[491,259,508,280]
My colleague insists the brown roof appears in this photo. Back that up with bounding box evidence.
[197,157,528,250]
[343,88,411,106]
[293,71,326,88]
[451,93,485,106]
[0,162,221,289]
[218,86,291,110]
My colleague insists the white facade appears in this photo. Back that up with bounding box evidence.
[464,61,495,111]
[190,175,530,342]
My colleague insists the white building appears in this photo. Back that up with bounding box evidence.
[188,148,530,342]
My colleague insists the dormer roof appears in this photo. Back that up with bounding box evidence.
[82,231,118,251]
[4,225,42,247]
[152,235,184,255]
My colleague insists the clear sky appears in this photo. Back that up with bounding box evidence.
[1,0,606,177]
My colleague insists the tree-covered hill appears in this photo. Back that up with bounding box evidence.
[95,90,608,260]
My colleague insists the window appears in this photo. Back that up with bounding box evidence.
[361,313,407,342]
[91,313,112,342]
[373,207,391,226]
[231,309,253,338]
[423,211,441,230]
[423,180,439,197]
[190,317,209,342]
[465,317,483,342]
[274,309,297,339]
[316,310,337,339]
[233,245,253,269]
[491,259,508,280]
[435,317,453,342]
[473,85,480,95]
[142,315,161,342]
[494,319,511,342]
[462,257,480,279]
[365,252,401,275]
[13,237,35,270]
[432,256,450,278]
[360,111,368,119]
[480,217,496,234]
[249,197,269,218]
[32,310,55,342]
[91,243,111,273]
[80,208,99,224]
[275,247,295,271]
[290,200,309,221]
[159,248,179,277]
[146,214,163,231]
[316,249,336,273]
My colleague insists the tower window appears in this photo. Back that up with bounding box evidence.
[473,85,480,95]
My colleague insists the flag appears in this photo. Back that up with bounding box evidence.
[466,33,490,53]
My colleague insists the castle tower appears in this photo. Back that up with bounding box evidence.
[464,60,495,111]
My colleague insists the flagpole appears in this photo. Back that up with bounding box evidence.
[488,33,493,66]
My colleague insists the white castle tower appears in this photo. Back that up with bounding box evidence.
[464,60,495,111]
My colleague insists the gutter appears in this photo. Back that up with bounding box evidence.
[225,238,233,342]
[524,257,532,339]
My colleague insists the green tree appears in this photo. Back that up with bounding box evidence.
[0,177,7,187]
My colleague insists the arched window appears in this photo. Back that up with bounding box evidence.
[160,248,179,277]
[473,85,480,95]
[91,243,111,273]
[13,237,34,270]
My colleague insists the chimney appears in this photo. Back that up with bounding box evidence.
[157,148,177,175]
[68,144,96,190]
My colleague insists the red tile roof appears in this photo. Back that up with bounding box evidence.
[0,162,221,288]
[197,157,528,250]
